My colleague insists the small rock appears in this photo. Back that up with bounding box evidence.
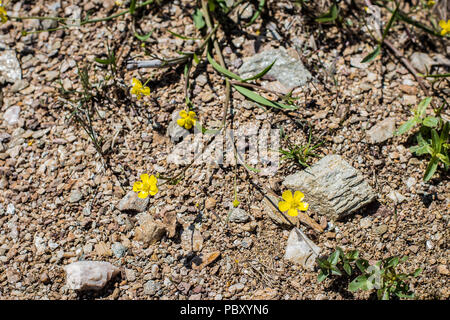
[426,240,434,250]
[374,224,388,235]
[284,228,321,270]
[192,251,221,270]
[144,280,161,296]
[134,215,166,246]
[228,283,245,294]
[405,177,416,189]
[239,47,311,89]
[3,106,20,125]
[118,191,149,213]
[409,245,419,254]
[64,261,120,291]
[360,217,372,229]
[40,272,50,284]
[251,288,278,300]
[228,208,250,223]
[205,197,216,210]
[94,242,112,257]
[437,265,449,275]
[410,52,435,74]
[6,203,15,215]
[111,242,127,258]
[387,191,406,204]
[181,226,203,252]
[125,268,136,282]
[69,189,83,203]
[0,50,22,83]
[283,155,376,221]
[177,282,191,295]
[366,118,396,144]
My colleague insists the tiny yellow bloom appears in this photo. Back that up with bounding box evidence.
[278,190,309,217]
[233,199,240,208]
[363,6,369,13]
[115,0,123,6]
[427,0,436,7]
[27,139,34,146]
[0,1,7,24]
[133,173,158,199]
[130,78,151,100]
[439,20,450,36]
[177,110,197,130]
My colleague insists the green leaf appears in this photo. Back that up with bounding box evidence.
[129,0,137,15]
[233,85,298,110]
[134,30,153,42]
[167,29,200,41]
[385,257,400,269]
[94,57,114,65]
[416,97,432,118]
[378,288,390,300]
[207,52,243,81]
[349,275,368,292]
[436,153,450,165]
[316,258,330,270]
[315,3,338,23]
[317,270,328,282]
[423,116,439,128]
[242,59,276,82]
[329,249,341,265]
[412,268,422,277]
[193,8,205,30]
[361,45,381,64]
[431,129,441,152]
[356,259,369,273]
[395,118,417,135]
[330,265,343,276]
[423,156,439,181]
[440,121,449,144]
[381,1,399,42]
[343,262,352,276]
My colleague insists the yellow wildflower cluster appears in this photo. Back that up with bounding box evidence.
[427,0,436,7]
[0,1,7,24]
[133,174,158,199]
[278,190,309,217]
[130,78,150,100]
[440,20,450,36]
[177,110,197,130]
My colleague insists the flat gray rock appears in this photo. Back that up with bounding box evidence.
[0,50,22,84]
[118,191,149,213]
[284,228,320,270]
[238,47,312,89]
[366,117,396,144]
[282,155,376,221]
[228,208,250,223]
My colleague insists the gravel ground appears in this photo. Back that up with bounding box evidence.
[0,0,448,300]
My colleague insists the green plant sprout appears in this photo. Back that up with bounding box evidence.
[317,247,422,300]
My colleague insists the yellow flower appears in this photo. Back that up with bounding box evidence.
[115,0,123,6]
[0,1,7,24]
[133,174,158,199]
[130,78,150,100]
[177,110,197,130]
[427,0,435,7]
[439,20,450,36]
[278,190,309,217]
[233,199,240,208]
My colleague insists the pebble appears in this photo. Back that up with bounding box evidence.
[118,191,149,213]
[0,50,22,83]
[366,117,396,144]
[144,280,161,296]
[64,261,120,291]
[374,224,388,235]
[68,189,83,203]
[228,208,250,223]
[437,265,449,275]
[387,191,406,204]
[134,214,166,246]
[360,217,372,229]
[111,242,127,258]
[284,228,320,270]
[3,106,21,125]
[238,47,312,88]
[6,203,15,215]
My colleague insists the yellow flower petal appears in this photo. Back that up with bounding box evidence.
[141,86,151,96]
[278,201,290,212]
[439,20,446,29]
[441,29,447,36]
[184,121,193,130]
[149,187,158,196]
[149,174,157,185]
[138,191,149,199]
[188,111,196,118]
[282,190,293,202]
[133,181,143,192]
[140,174,150,184]
[179,110,188,118]
[132,78,142,88]
[293,191,304,202]
[298,202,309,211]
[287,208,298,217]
[177,118,186,127]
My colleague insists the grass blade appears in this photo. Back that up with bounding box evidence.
[233,85,297,110]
